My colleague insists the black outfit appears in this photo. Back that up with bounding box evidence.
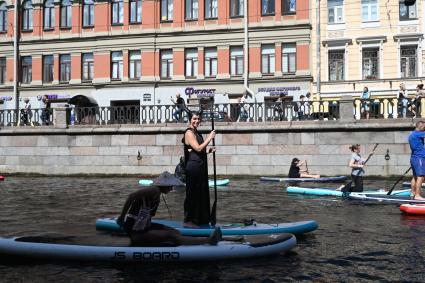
[182,128,211,226]
[288,164,300,178]
[350,175,364,192]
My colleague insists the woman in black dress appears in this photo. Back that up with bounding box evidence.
[182,111,216,228]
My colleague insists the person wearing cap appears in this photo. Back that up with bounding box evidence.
[21,98,33,126]
[288,158,320,179]
[117,171,222,246]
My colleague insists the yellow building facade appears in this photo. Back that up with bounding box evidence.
[311,0,424,99]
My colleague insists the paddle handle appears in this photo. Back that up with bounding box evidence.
[210,97,218,227]
[387,167,411,195]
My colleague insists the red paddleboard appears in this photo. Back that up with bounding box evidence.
[0,176,4,181]
[400,204,425,215]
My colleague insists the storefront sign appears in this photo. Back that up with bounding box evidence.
[257,86,301,96]
[185,87,216,98]
[0,96,12,101]
[37,94,71,101]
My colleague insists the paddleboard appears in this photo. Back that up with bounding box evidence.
[139,179,230,187]
[400,204,425,215]
[402,182,425,188]
[286,186,411,197]
[348,193,425,204]
[96,218,318,236]
[260,176,347,183]
[0,176,4,181]
[0,234,296,262]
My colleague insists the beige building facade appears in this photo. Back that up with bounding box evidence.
[311,0,424,98]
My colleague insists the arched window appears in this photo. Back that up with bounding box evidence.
[22,0,33,30]
[112,0,123,24]
[44,0,55,29]
[83,0,94,27]
[61,0,72,28]
[0,2,7,32]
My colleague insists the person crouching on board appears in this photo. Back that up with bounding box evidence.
[348,144,366,192]
[408,121,425,200]
[288,158,320,178]
[117,171,222,246]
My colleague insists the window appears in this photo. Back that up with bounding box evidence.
[328,0,343,23]
[328,50,344,81]
[21,56,32,84]
[160,50,173,78]
[204,48,217,77]
[130,0,142,23]
[111,51,123,80]
[44,0,55,30]
[60,0,72,28]
[83,0,94,27]
[60,54,71,82]
[0,2,7,32]
[230,0,243,17]
[186,0,198,20]
[112,0,123,24]
[185,49,198,78]
[282,44,296,73]
[400,46,416,78]
[129,51,141,80]
[261,0,274,15]
[161,0,173,21]
[361,0,378,22]
[82,53,94,81]
[205,0,217,18]
[399,1,416,20]
[0,58,5,84]
[282,0,296,14]
[362,48,379,79]
[43,55,54,83]
[230,46,243,76]
[22,0,33,31]
[261,45,275,75]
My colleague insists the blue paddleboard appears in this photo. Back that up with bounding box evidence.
[95,218,318,236]
[139,179,230,187]
[0,233,296,262]
[260,176,347,183]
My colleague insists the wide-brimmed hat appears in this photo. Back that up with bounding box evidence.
[152,171,185,187]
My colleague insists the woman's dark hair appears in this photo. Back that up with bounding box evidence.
[349,144,360,152]
[291,158,299,165]
[418,84,424,90]
[187,110,203,121]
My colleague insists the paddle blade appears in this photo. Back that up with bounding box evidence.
[210,201,217,227]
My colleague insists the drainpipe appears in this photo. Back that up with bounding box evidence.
[243,0,254,97]
[13,0,19,122]
[316,0,321,99]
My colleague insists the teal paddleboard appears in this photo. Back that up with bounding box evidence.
[95,218,318,236]
[286,186,411,197]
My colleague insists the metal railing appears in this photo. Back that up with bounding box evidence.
[69,100,340,125]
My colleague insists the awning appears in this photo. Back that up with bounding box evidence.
[68,94,98,107]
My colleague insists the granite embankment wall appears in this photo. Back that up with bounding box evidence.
[0,120,416,177]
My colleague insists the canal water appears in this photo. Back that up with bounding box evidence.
[0,176,424,282]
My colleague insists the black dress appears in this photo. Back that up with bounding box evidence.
[288,164,300,178]
[182,128,211,226]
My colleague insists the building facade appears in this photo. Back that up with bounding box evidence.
[0,0,312,110]
[312,0,424,98]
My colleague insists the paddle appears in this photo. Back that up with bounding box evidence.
[341,143,379,193]
[387,167,412,195]
[210,97,218,227]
